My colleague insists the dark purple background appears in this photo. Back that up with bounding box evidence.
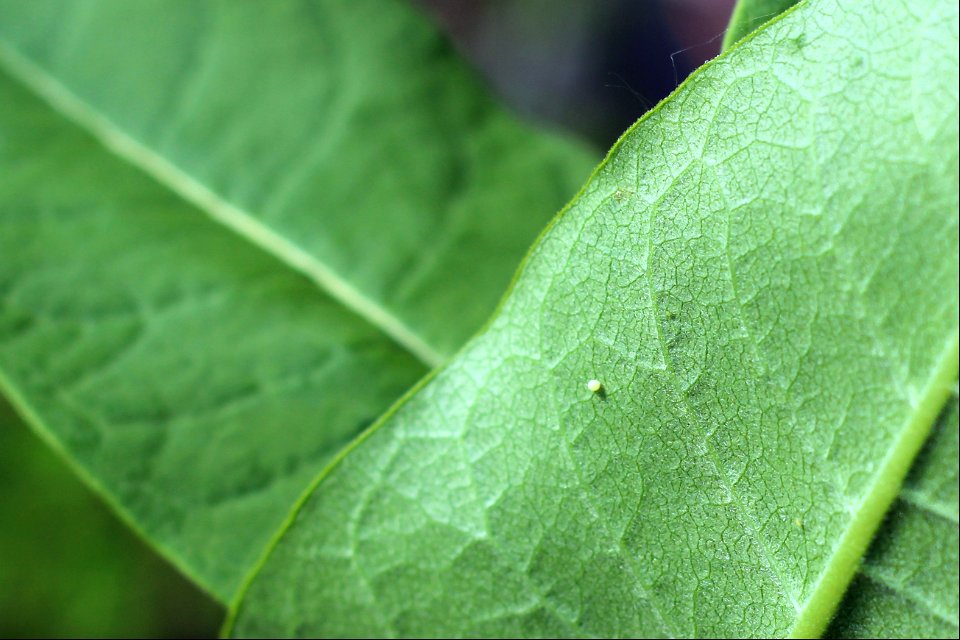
[419,0,736,149]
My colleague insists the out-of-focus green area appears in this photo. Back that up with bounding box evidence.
[0,400,222,638]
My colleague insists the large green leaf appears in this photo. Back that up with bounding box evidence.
[227,1,959,637]
[0,69,424,600]
[727,2,960,635]
[0,0,594,363]
[0,0,592,601]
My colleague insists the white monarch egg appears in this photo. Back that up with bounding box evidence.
[586,379,603,393]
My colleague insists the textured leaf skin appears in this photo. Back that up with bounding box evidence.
[723,5,960,638]
[722,0,801,50]
[728,1,960,635]
[0,0,592,601]
[828,391,959,638]
[228,1,959,637]
[0,0,594,363]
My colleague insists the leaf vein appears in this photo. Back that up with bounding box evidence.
[0,43,445,369]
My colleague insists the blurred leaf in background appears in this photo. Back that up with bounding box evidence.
[0,400,222,638]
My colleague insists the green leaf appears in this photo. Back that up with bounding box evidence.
[0,69,425,600]
[0,0,593,601]
[227,1,959,637]
[0,0,594,364]
[722,0,801,50]
[726,1,960,634]
[829,388,959,638]
[0,400,222,637]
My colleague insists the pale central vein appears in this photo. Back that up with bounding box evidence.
[0,42,445,370]
[788,330,960,639]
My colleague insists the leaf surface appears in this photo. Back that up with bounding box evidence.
[828,388,959,638]
[228,1,960,637]
[0,69,425,599]
[0,0,592,600]
[0,0,594,364]
[728,1,960,635]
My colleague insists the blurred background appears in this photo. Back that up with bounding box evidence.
[419,0,736,150]
[0,1,733,637]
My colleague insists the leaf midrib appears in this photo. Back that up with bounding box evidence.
[0,41,445,370]
[788,330,959,638]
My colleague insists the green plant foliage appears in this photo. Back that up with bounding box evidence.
[828,390,959,638]
[0,0,593,602]
[0,67,424,600]
[725,3,960,636]
[1,0,957,637]
[227,0,959,637]
[0,402,223,637]
[0,0,594,364]
[722,0,801,50]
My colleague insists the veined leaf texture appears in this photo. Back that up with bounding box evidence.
[0,0,957,637]
[226,0,959,636]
